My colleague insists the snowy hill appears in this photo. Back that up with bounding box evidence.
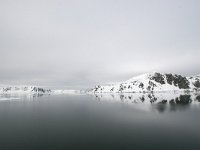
[91,72,200,93]
[0,86,51,94]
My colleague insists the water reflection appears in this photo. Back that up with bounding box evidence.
[0,93,50,101]
[92,93,200,113]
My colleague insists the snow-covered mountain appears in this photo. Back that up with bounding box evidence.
[91,72,200,93]
[0,86,51,94]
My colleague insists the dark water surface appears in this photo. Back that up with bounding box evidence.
[0,94,200,150]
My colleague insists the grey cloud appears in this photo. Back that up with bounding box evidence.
[0,0,200,89]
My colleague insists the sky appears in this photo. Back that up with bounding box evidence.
[0,0,200,89]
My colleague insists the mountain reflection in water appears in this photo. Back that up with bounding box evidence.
[1,92,200,113]
[93,93,200,113]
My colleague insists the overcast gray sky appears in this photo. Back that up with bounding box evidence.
[0,0,200,89]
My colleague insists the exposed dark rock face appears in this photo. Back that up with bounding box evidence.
[150,73,190,89]
[139,83,144,89]
[32,87,45,93]
[147,86,151,91]
[174,75,190,89]
[110,87,114,92]
[32,87,51,93]
[194,80,200,88]
[151,72,165,84]
[165,74,190,89]
[94,85,101,92]
[119,84,124,92]
[166,74,173,85]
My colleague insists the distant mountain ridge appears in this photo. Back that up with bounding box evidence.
[0,86,51,94]
[91,72,200,93]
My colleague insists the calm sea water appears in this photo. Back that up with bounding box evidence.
[0,93,200,150]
